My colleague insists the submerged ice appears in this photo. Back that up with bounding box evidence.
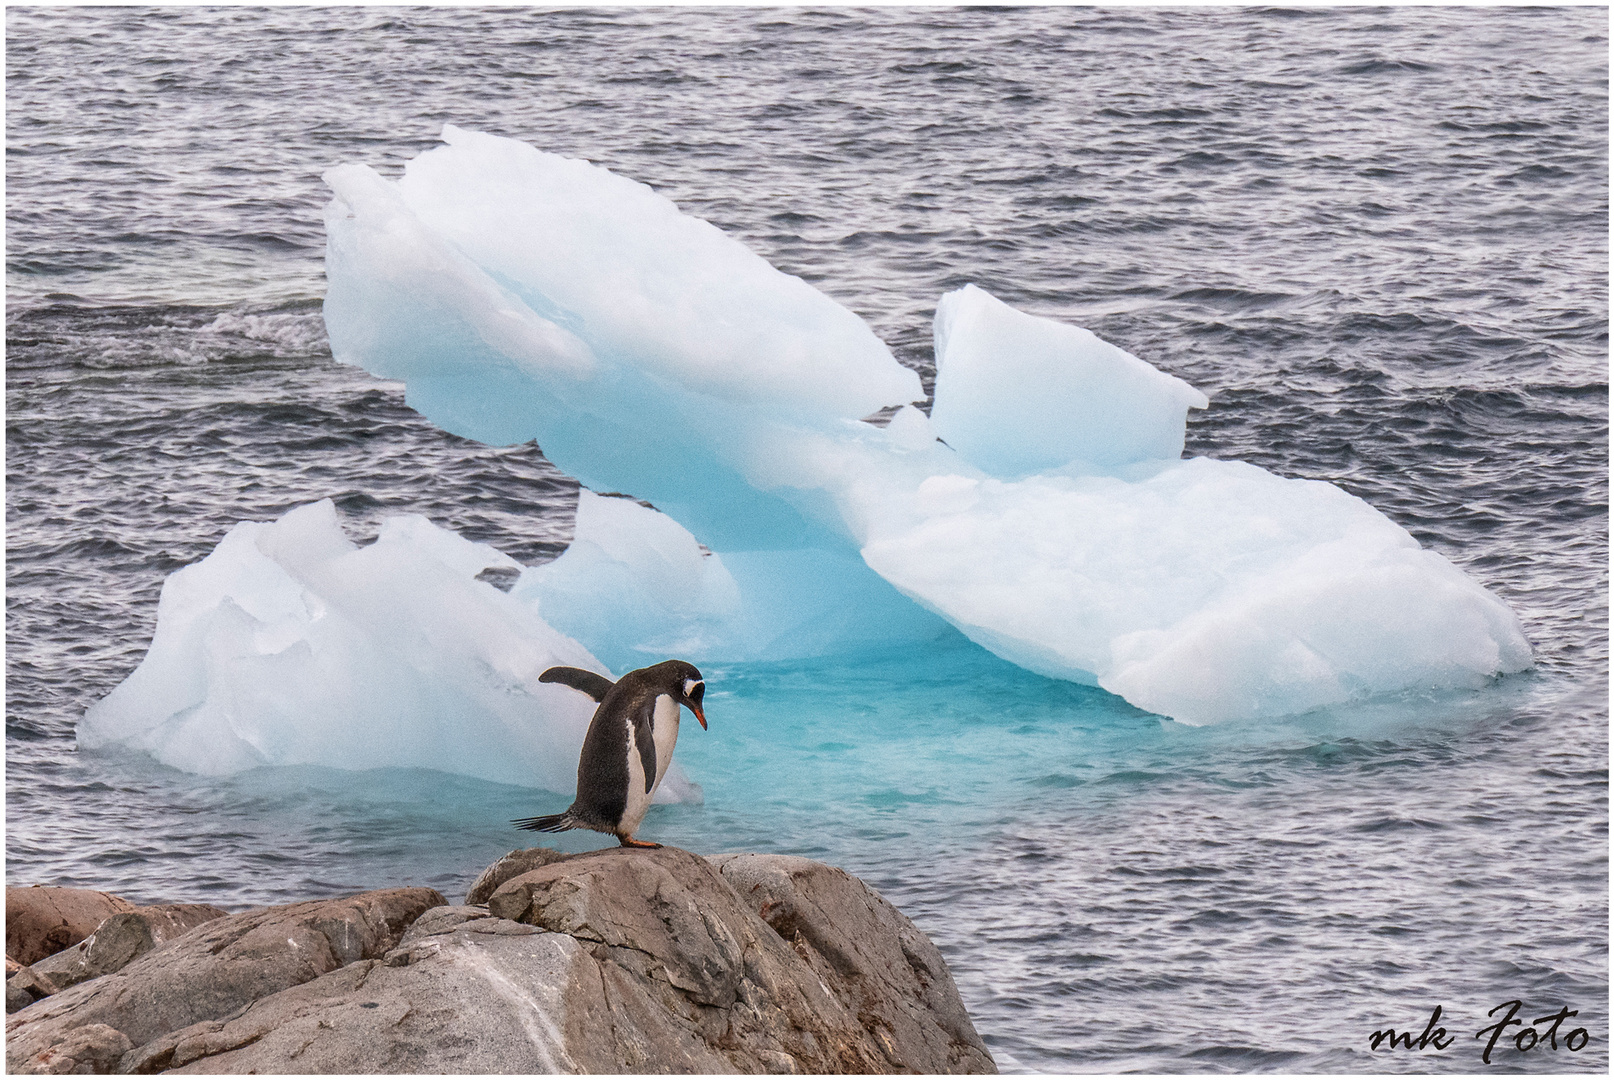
[82,125,1533,777]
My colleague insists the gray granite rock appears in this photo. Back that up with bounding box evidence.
[5,852,994,1075]
[122,919,618,1074]
[5,888,444,1074]
[28,904,230,999]
[708,853,996,1074]
[481,845,993,1073]
[463,846,572,905]
[6,966,58,1014]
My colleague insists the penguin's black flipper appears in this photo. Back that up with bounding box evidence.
[631,698,657,794]
[539,666,615,702]
[513,811,574,832]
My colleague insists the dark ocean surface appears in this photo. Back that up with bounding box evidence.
[6,7,1608,1073]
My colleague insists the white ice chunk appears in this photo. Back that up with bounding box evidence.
[320,127,1533,725]
[323,130,922,553]
[930,284,1209,476]
[76,500,713,798]
[323,163,596,381]
[512,490,743,667]
[858,457,1533,723]
[416,125,921,419]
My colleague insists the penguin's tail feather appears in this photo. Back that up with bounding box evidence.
[513,811,575,833]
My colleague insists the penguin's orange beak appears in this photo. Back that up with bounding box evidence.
[688,701,707,729]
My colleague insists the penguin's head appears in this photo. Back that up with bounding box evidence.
[656,659,707,729]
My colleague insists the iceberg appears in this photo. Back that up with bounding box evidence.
[311,126,1530,726]
[77,499,700,799]
[930,284,1209,476]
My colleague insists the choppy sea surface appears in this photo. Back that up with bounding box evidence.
[6,7,1607,1073]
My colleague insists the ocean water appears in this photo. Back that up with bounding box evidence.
[6,6,1607,1074]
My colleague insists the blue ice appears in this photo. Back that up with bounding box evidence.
[79,126,1532,785]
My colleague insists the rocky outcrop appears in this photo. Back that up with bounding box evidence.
[3,891,218,1016]
[710,854,992,1074]
[485,845,888,1072]
[119,906,568,1073]
[5,851,994,1074]
[6,886,138,966]
[6,888,445,1074]
[11,904,230,1009]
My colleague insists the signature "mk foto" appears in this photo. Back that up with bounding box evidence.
[1370,1002,1590,1064]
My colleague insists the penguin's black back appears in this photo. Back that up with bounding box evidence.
[567,668,668,829]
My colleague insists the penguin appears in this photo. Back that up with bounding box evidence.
[514,660,707,849]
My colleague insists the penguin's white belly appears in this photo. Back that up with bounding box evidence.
[620,694,681,836]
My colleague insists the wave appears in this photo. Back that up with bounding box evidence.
[5,300,330,371]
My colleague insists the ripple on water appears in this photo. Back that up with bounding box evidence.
[6,6,1609,1074]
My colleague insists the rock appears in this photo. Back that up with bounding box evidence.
[29,904,230,998]
[124,848,985,1074]
[7,980,37,1015]
[5,887,444,1074]
[6,966,59,1014]
[5,853,995,1075]
[463,846,572,905]
[121,914,590,1073]
[5,886,138,966]
[18,1023,131,1074]
[708,853,995,1073]
[484,846,758,1010]
[480,845,993,1073]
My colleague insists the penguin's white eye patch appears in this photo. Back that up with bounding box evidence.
[683,678,703,697]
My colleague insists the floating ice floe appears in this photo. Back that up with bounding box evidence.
[93,125,1529,764]
[315,126,1531,725]
[77,498,700,798]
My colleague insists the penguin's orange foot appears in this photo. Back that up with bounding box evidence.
[618,835,662,849]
